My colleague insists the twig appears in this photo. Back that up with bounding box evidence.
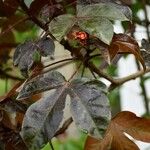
[42,60,76,74]
[87,61,116,83]
[44,58,76,68]
[108,67,150,91]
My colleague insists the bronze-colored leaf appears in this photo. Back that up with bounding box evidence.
[84,111,150,150]
[107,34,146,70]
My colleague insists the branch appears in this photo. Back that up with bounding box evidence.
[109,67,150,91]
[87,61,116,84]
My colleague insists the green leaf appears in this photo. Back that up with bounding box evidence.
[17,71,66,100]
[21,87,67,150]
[77,3,131,21]
[69,79,111,139]
[49,14,76,41]
[78,17,113,44]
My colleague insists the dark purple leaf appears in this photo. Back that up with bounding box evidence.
[69,79,111,139]
[37,37,55,57]
[13,40,36,78]
[21,87,67,150]
[17,71,66,100]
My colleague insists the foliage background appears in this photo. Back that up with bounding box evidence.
[0,0,150,150]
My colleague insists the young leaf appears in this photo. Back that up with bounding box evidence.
[21,87,67,150]
[84,111,150,150]
[78,18,113,44]
[17,71,66,100]
[49,14,76,41]
[69,79,111,139]
[77,3,131,21]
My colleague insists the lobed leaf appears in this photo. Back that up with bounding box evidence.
[49,14,76,41]
[84,111,150,150]
[70,79,111,139]
[113,111,150,143]
[17,71,66,100]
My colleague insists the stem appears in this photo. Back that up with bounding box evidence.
[49,141,54,150]
[42,60,76,74]
[44,58,76,68]
[109,68,150,91]
[87,61,116,83]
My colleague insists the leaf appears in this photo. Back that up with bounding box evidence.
[21,87,67,150]
[69,79,111,139]
[36,37,55,57]
[105,34,146,70]
[49,14,76,41]
[84,111,150,150]
[77,3,131,21]
[17,71,66,100]
[13,38,55,77]
[78,18,113,44]
[17,73,110,148]
[13,40,37,77]
[141,39,150,67]
[113,111,150,143]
